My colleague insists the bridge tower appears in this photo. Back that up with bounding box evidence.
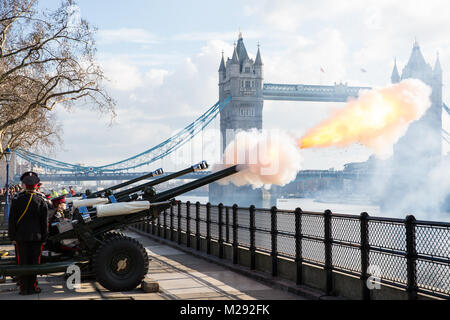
[384,40,443,212]
[210,33,266,207]
[392,40,443,164]
[218,32,264,150]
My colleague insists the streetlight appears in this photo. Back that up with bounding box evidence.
[3,147,12,226]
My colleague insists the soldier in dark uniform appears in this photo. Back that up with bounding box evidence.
[8,171,49,295]
[48,196,67,223]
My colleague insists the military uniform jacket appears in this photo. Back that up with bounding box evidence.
[8,192,49,242]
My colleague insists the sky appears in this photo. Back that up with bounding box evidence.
[37,0,450,172]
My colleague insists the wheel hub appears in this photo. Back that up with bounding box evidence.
[116,258,128,272]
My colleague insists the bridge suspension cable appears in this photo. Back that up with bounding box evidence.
[443,129,450,145]
[444,103,450,117]
[15,96,232,173]
[444,128,450,137]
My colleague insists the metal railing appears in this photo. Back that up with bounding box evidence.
[135,201,450,300]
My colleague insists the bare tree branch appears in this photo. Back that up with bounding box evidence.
[0,0,116,158]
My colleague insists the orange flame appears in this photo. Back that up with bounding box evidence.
[299,79,431,158]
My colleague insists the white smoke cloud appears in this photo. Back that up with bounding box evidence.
[214,129,303,189]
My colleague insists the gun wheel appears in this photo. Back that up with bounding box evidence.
[93,235,148,292]
[101,231,125,241]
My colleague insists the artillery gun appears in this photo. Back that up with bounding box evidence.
[0,162,239,292]
[87,167,165,199]
[87,161,208,202]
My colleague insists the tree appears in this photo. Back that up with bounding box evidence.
[0,0,115,160]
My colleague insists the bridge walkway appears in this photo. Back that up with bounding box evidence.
[0,231,305,300]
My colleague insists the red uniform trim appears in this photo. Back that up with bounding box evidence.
[38,244,43,265]
[34,244,44,291]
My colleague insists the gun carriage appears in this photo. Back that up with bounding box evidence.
[0,162,238,292]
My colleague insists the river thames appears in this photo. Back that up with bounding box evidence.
[176,195,450,222]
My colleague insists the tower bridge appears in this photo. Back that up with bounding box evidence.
[11,34,448,208]
[16,169,377,183]
[262,83,372,102]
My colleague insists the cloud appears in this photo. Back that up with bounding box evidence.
[263,28,348,84]
[100,57,145,91]
[145,69,171,86]
[173,31,262,42]
[97,28,158,45]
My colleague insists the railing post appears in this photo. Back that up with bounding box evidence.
[218,203,224,259]
[324,209,333,295]
[170,205,174,242]
[186,201,191,248]
[360,212,370,300]
[271,206,278,277]
[163,209,167,239]
[249,205,256,270]
[206,203,211,255]
[405,215,418,300]
[177,201,182,245]
[295,208,303,285]
[196,202,201,251]
[232,204,238,265]
[225,207,230,243]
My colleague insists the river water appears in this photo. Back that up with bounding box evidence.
[176,195,450,221]
[176,196,381,214]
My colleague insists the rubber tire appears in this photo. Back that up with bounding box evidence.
[101,231,124,241]
[93,235,149,292]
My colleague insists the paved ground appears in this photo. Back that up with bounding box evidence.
[0,231,305,300]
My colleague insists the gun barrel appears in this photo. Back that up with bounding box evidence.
[151,165,239,203]
[88,168,164,198]
[114,161,209,201]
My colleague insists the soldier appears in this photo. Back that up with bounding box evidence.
[68,186,75,197]
[50,189,59,199]
[8,171,49,295]
[61,187,68,196]
[48,196,67,223]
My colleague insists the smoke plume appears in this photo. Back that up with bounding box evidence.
[299,79,432,159]
[214,129,302,189]
[214,79,435,196]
